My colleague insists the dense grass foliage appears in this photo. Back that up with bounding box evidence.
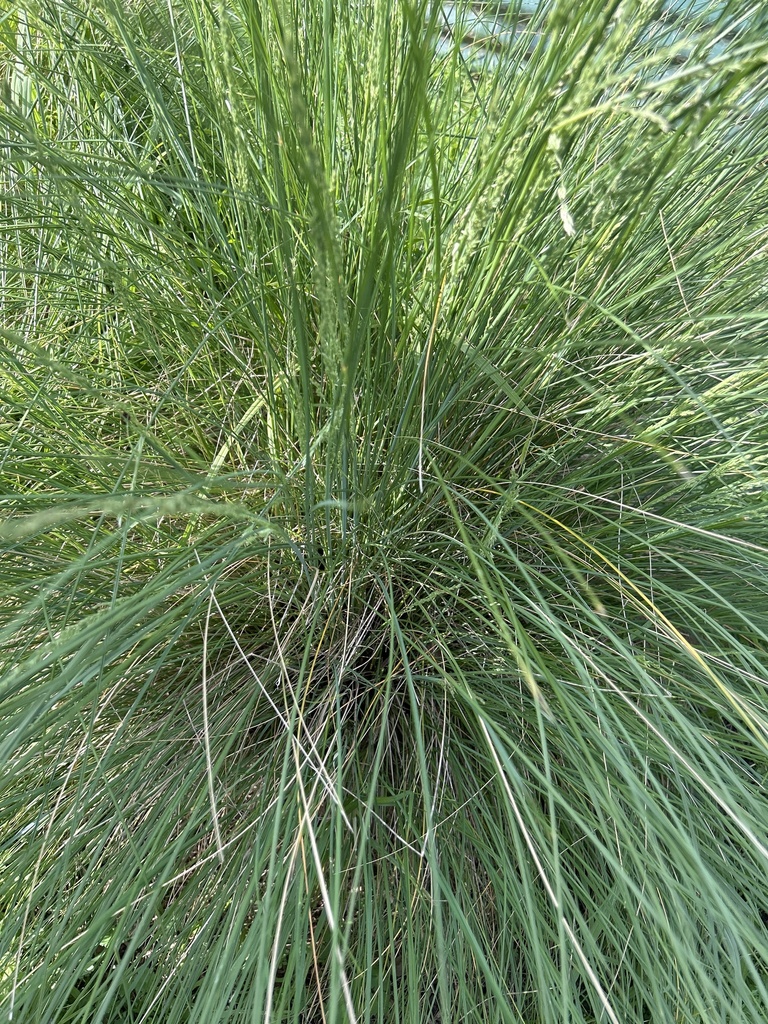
[2,0,768,1021]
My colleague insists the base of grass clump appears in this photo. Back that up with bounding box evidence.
[2,0,768,1022]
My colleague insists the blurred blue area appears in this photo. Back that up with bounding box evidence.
[433,0,739,66]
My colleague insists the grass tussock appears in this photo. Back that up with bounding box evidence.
[2,0,768,1021]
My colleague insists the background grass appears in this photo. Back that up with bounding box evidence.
[2,0,768,1021]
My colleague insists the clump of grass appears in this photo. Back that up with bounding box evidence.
[2,1,768,1021]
